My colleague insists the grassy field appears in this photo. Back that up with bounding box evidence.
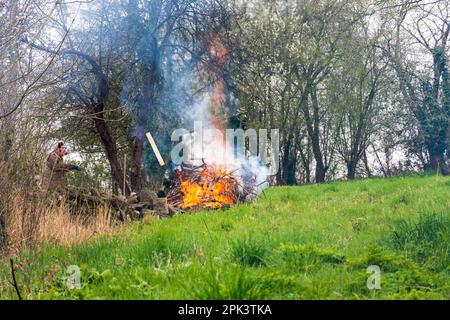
[1,174,449,300]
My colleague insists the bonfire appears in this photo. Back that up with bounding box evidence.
[164,33,268,211]
[166,161,261,211]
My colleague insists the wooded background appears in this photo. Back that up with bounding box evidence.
[1,0,449,200]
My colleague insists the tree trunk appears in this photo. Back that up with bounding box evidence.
[429,152,449,175]
[299,148,311,183]
[285,159,297,185]
[363,150,372,177]
[281,138,297,185]
[308,89,327,183]
[0,211,5,248]
[93,108,131,195]
[347,160,357,180]
[129,33,160,193]
[304,165,311,183]
[315,163,326,183]
[130,134,144,194]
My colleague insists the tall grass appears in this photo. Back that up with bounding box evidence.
[388,213,449,249]
[385,213,449,267]
[230,237,268,267]
[191,266,264,299]
[3,191,115,255]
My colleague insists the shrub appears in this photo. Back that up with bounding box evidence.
[348,245,410,272]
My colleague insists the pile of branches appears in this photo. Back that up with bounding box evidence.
[61,187,172,221]
[166,162,260,211]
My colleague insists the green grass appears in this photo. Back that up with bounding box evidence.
[1,174,449,299]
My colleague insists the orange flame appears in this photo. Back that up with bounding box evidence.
[201,33,229,131]
[202,33,228,66]
[175,34,237,210]
[177,165,238,209]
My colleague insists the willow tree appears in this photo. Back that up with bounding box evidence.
[29,0,237,194]
[380,0,450,174]
[331,18,387,179]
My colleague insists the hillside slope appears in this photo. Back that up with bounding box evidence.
[1,175,449,299]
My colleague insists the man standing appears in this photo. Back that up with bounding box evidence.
[42,142,81,192]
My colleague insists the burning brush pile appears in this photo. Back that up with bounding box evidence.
[166,162,261,211]
[159,33,271,211]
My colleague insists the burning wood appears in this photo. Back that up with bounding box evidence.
[166,162,260,211]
